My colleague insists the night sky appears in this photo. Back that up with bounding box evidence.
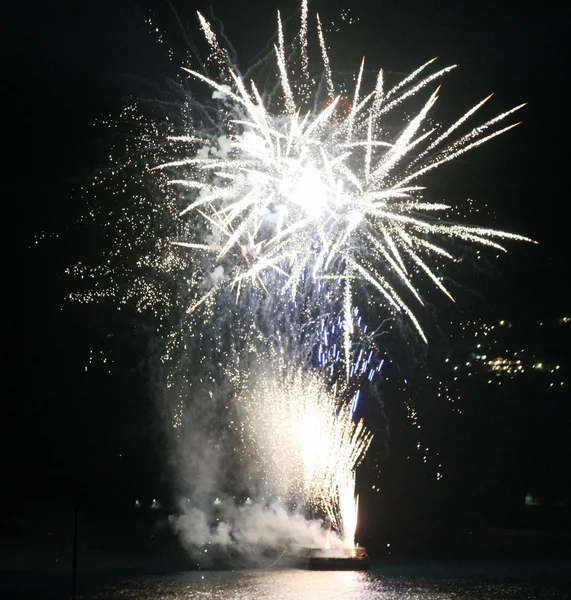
[3,0,570,566]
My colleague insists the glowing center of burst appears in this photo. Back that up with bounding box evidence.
[282,162,330,218]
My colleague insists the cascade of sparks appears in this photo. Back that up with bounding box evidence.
[69,0,531,553]
[236,354,372,547]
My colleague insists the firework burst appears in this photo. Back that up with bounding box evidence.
[154,0,532,360]
[68,1,531,557]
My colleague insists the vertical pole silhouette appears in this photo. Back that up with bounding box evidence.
[71,506,78,600]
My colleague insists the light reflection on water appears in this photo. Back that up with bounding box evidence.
[88,566,569,600]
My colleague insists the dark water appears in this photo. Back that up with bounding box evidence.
[3,562,570,599]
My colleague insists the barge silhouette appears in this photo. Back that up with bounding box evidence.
[280,545,370,570]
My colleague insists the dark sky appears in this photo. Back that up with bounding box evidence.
[2,0,570,541]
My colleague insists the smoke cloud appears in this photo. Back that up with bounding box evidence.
[169,498,346,566]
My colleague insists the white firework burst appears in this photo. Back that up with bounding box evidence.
[154,2,532,356]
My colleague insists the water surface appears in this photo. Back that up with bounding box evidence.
[82,562,570,600]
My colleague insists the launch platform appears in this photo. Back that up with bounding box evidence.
[280,545,370,570]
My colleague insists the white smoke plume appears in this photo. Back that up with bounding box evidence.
[170,498,346,566]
